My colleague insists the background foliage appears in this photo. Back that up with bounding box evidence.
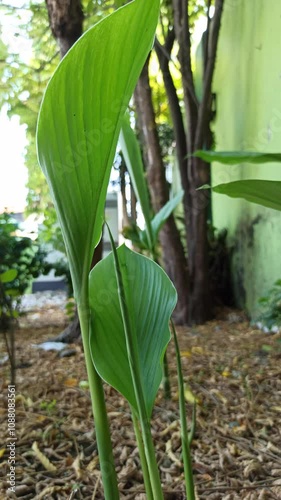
[0,212,46,330]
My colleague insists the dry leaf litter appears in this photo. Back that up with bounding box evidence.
[0,294,280,499]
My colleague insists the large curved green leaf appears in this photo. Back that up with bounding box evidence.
[194,150,281,165]
[212,180,281,211]
[37,0,160,303]
[89,245,177,417]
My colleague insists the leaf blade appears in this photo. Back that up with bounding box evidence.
[89,245,177,417]
[37,0,160,302]
[0,269,18,283]
[194,150,281,165]
[212,180,281,211]
[150,190,184,241]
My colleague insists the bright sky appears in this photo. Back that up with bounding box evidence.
[0,107,28,213]
[0,0,32,213]
[0,3,209,215]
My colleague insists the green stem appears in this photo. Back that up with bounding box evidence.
[139,415,164,500]
[78,302,119,500]
[131,409,153,500]
[163,351,171,399]
[171,320,195,500]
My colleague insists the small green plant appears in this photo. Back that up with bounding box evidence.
[0,212,47,384]
[0,268,19,330]
[256,280,281,332]
[40,399,57,415]
[0,212,47,329]
[0,269,18,384]
[89,225,176,499]
[36,2,196,498]
[37,1,162,497]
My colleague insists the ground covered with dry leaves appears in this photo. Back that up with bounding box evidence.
[0,304,281,500]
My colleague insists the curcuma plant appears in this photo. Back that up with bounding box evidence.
[36,1,195,498]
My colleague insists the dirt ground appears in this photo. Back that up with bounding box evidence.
[0,306,281,499]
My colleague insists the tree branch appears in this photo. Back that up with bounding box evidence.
[195,0,224,150]
[155,34,188,189]
[204,0,212,74]
[172,0,198,149]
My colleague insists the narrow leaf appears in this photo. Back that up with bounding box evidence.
[89,244,177,417]
[194,150,281,165]
[119,115,154,249]
[37,0,160,302]
[150,190,184,242]
[212,180,281,211]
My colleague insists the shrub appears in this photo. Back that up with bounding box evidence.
[0,212,47,330]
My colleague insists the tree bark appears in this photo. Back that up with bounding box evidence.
[134,58,189,324]
[163,0,225,324]
[45,0,84,58]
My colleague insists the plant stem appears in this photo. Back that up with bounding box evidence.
[138,414,164,499]
[131,408,153,500]
[3,327,16,385]
[78,303,119,500]
[163,351,171,399]
[171,320,195,500]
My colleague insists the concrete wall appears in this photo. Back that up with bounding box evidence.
[212,0,281,316]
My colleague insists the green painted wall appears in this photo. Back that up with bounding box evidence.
[212,0,281,316]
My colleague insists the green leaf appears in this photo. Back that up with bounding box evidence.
[37,0,160,303]
[89,244,177,417]
[150,190,184,243]
[119,115,154,249]
[0,269,18,283]
[5,289,20,297]
[194,150,281,165]
[211,180,281,211]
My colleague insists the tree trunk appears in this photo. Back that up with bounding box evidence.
[187,156,211,322]
[45,0,84,58]
[134,58,189,324]
[162,0,224,324]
